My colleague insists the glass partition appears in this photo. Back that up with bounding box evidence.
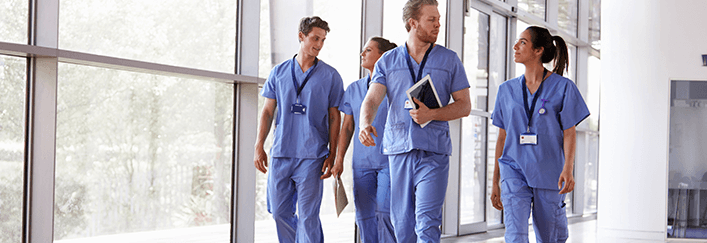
[0,55,27,243]
[0,0,28,44]
[518,0,546,20]
[558,0,578,36]
[59,0,237,73]
[668,80,707,239]
[588,0,601,50]
[54,63,234,242]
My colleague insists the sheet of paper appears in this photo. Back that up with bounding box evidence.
[333,176,348,217]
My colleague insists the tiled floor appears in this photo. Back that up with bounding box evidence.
[442,215,597,243]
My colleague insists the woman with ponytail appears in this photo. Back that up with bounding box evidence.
[489,26,590,243]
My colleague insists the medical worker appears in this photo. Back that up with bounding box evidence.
[254,16,344,243]
[489,26,590,243]
[358,0,471,242]
[330,37,397,243]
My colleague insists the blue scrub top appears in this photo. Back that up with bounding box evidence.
[371,44,470,156]
[339,75,389,169]
[261,57,344,159]
[491,73,590,189]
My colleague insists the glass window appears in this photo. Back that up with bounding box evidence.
[586,56,600,131]
[589,0,601,50]
[383,0,446,47]
[314,0,362,87]
[518,0,546,20]
[583,132,599,213]
[0,55,27,243]
[486,13,506,226]
[0,0,28,44]
[54,63,233,242]
[59,0,237,73]
[460,9,489,226]
[558,0,578,36]
[668,80,707,239]
[258,0,273,79]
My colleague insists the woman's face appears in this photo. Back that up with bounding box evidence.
[513,29,542,64]
[361,40,383,71]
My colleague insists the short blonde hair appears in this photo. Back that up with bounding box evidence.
[402,0,439,32]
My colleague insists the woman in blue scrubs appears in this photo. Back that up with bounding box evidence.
[490,26,590,243]
[330,37,397,243]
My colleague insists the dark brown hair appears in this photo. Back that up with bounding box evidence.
[298,16,330,37]
[369,37,398,54]
[402,0,438,32]
[526,26,569,76]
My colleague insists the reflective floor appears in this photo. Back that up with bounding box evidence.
[442,215,597,243]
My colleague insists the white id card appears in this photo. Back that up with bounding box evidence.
[520,133,537,145]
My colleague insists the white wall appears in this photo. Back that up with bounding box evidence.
[598,0,707,241]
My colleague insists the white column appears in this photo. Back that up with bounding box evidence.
[598,0,707,241]
[26,0,59,242]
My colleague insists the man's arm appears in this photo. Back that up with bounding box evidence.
[254,98,277,174]
[321,107,341,179]
[358,83,387,147]
[490,128,506,210]
[331,114,354,178]
[559,126,577,194]
[409,88,471,125]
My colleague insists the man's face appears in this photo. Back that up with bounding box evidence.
[412,5,440,44]
[299,27,327,58]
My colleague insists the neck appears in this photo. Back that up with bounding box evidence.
[296,50,316,72]
[523,62,546,84]
[365,67,374,76]
[406,35,432,57]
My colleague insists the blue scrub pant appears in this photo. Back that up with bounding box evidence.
[389,150,449,243]
[353,166,396,243]
[267,157,324,243]
[500,162,568,243]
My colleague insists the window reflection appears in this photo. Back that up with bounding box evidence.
[0,55,27,243]
[558,0,578,36]
[54,63,233,242]
[518,0,546,20]
[0,0,28,44]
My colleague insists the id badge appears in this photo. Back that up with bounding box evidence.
[291,103,306,114]
[404,99,414,110]
[520,133,537,145]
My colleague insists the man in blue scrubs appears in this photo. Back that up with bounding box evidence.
[331,37,397,243]
[358,1,471,242]
[254,16,343,243]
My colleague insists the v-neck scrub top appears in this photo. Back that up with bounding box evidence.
[491,73,590,190]
[261,57,344,159]
[371,45,470,156]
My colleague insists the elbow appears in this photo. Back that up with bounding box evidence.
[460,101,471,118]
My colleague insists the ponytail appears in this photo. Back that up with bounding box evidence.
[526,26,570,76]
[551,36,569,76]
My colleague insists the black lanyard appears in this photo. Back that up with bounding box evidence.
[366,75,371,89]
[521,69,548,132]
[290,55,319,101]
[404,43,434,85]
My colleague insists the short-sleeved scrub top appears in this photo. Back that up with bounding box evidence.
[261,57,345,159]
[491,73,590,190]
[371,44,470,156]
[339,75,389,169]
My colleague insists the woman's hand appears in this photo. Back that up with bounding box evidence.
[491,183,503,210]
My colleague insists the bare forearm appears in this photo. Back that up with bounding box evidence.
[328,109,341,157]
[493,129,506,186]
[255,110,274,150]
[563,127,577,170]
[360,83,386,129]
[335,117,354,164]
[429,98,471,121]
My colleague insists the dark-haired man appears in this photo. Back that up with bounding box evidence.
[254,16,343,243]
[358,0,471,242]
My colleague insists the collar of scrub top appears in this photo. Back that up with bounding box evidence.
[366,74,371,89]
[521,68,548,132]
[290,54,319,103]
[404,42,435,85]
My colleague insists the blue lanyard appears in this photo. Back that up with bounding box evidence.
[521,69,548,131]
[404,43,434,85]
[290,55,319,101]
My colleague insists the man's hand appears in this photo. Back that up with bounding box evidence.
[330,161,344,178]
[558,168,575,194]
[358,125,378,147]
[254,146,268,174]
[409,98,435,125]
[321,156,335,179]
[491,183,503,210]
